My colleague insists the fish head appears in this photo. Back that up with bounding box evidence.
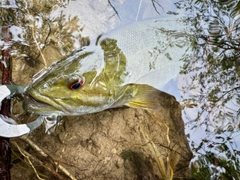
[24,47,121,116]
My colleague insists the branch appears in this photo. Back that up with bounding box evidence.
[108,0,121,20]
[0,26,12,180]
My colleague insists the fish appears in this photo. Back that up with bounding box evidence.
[0,16,192,137]
[24,16,192,116]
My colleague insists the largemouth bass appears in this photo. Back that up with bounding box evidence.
[24,17,192,116]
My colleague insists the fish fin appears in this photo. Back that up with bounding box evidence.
[125,84,162,110]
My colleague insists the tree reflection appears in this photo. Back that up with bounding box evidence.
[0,0,89,69]
[2,0,240,178]
[177,0,240,125]
[176,0,240,177]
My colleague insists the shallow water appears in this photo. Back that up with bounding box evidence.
[1,0,240,179]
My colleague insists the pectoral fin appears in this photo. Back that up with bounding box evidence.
[113,83,173,111]
[124,84,162,110]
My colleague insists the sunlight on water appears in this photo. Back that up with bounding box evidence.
[1,0,240,179]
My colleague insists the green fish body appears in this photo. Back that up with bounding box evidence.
[24,16,192,116]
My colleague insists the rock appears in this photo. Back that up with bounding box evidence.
[11,92,193,179]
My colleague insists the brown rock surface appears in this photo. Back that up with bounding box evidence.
[10,92,192,180]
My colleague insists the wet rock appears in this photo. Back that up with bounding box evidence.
[11,93,193,179]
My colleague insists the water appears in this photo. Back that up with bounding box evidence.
[1,0,240,179]
[176,0,240,178]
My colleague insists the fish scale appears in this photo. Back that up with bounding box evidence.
[0,16,193,137]
[0,16,194,138]
[23,16,193,116]
[99,17,191,89]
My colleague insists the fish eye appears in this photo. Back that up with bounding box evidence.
[68,75,85,90]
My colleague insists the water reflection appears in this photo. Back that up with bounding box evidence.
[176,0,240,178]
[1,0,240,179]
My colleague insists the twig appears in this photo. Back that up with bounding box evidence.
[12,141,45,180]
[0,25,12,180]
[140,131,170,180]
[12,141,64,179]
[149,140,169,180]
[108,0,121,20]
[36,21,52,61]
[151,0,164,15]
[25,8,48,69]
[20,135,77,180]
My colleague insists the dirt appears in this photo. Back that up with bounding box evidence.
[10,91,193,180]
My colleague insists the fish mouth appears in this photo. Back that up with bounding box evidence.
[23,92,68,116]
[24,93,49,107]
